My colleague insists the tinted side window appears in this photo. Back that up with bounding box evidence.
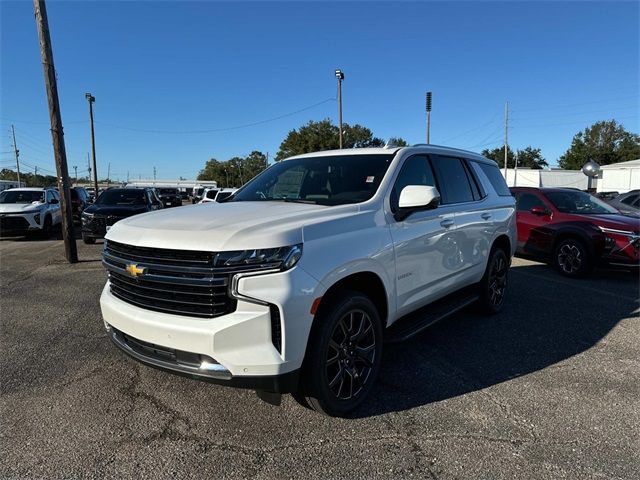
[516,193,546,212]
[390,155,437,211]
[46,191,53,203]
[430,155,474,204]
[621,194,639,206]
[463,159,486,200]
[478,163,511,196]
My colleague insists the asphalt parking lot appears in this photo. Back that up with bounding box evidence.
[1,234,639,479]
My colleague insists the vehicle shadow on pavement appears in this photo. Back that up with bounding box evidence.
[352,262,639,418]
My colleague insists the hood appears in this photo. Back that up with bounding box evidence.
[106,201,361,251]
[85,204,149,217]
[0,202,46,214]
[574,213,640,232]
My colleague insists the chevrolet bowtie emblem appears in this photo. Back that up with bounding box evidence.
[125,263,146,277]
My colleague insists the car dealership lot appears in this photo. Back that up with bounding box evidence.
[1,237,638,479]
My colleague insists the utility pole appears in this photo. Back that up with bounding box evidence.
[425,92,432,144]
[224,168,229,187]
[126,170,129,183]
[504,101,509,180]
[513,150,518,187]
[33,0,78,263]
[335,69,345,149]
[85,92,98,195]
[73,165,77,186]
[86,152,91,186]
[107,162,111,186]
[153,166,156,182]
[11,125,21,185]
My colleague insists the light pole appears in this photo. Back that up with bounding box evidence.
[426,91,432,144]
[85,92,98,195]
[335,69,344,149]
[224,168,229,187]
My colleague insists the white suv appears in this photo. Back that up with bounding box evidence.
[0,187,62,238]
[100,145,516,416]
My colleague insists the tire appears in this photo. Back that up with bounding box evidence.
[478,247,509,314]
[554,238,593,278]
[82,234,96,245]
[40,215,52,239]
[295,290,383,417]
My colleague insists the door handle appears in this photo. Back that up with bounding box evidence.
[481,212,492,220]
[440,219,454,228]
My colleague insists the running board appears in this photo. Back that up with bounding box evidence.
[385,288,480,344]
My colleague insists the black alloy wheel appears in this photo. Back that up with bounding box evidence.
[479,247,509,314]
[295,290,383,417]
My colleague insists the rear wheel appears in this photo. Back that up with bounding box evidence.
[478,247,509,314]
[554,238,592,278]
[295,291,383,417]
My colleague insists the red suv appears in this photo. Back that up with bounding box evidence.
[511,187,640,277]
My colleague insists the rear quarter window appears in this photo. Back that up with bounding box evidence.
[478,163,512,197]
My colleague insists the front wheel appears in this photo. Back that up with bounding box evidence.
[554,238,592,278]
[296,291,383,417]
[40,215,52,239]
[478,247,509,314]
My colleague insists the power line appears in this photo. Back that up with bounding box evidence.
[93,97,336,134]
[510,94,639,113]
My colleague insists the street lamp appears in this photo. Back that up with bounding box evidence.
[335,69,345,149]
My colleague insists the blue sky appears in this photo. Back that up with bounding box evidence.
[1,1,638,181]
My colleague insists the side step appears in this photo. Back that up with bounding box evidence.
[385,288,480,344]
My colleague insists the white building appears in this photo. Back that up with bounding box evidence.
[502,168,589,190]
[124,179,217,190]
[596,159,640,193]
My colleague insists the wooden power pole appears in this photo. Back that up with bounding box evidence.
[33,0,78,263]
[11,125,21,185]
[503,101,509,180]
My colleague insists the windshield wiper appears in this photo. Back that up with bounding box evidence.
[282,198,317,204]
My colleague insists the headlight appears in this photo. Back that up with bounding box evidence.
[599,226,634,236]
[81,212,93,224]
[214,244,303,271]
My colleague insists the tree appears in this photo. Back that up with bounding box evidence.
[275,119,384,160]
[387,137,409,147]
[0,168,57,187]
[197,151,269,187]
[558,120,640,170]
[481,145,547,169]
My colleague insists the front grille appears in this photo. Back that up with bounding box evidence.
[103,240,238,318]
[0,216,29,232]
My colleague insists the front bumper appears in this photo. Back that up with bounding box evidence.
[100,265,320,388]
[0,212,43,235]
[108,325,300,392]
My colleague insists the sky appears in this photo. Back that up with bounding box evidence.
[1,0,638,181]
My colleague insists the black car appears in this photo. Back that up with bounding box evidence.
[157,187,182,207]
[70,187,91,224]
[81,188,162,244]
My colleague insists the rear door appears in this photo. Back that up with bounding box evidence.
[430,155,492,283]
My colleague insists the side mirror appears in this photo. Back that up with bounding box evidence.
[530,206,549,216]
[396,185,440,221]
[49,198,59,204]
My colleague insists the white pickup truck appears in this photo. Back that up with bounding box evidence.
[100,145,516,416]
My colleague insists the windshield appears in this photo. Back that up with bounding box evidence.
[230,154,394,205]
[96,189,147,206]
[546,190,619,215]
[159,188,178,195]
[0,190,45,204]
